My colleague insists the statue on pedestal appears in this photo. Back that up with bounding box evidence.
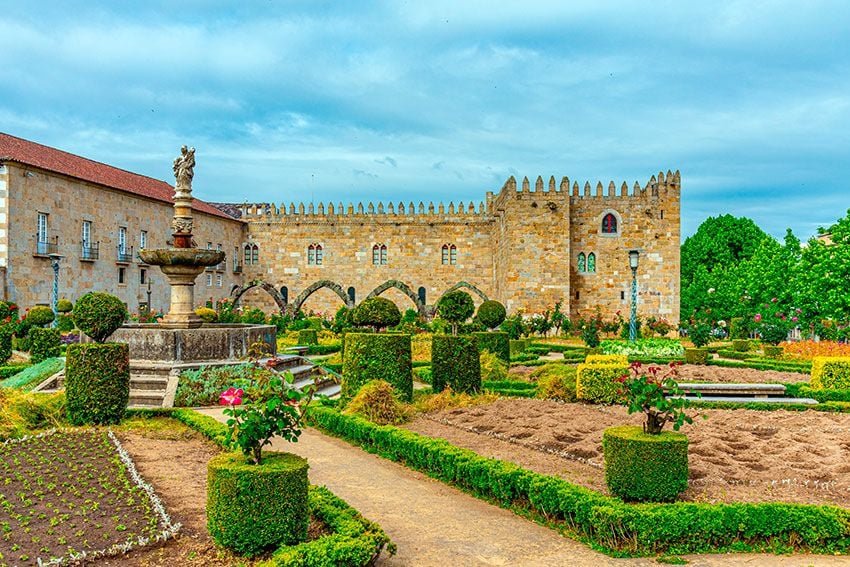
[172,145,195,199]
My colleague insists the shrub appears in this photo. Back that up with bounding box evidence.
[688,322,711,348]
[241,307,267,325]
[603,425,688,502]
[811,357,850,390]
[763,345,784,358]
[586,354,628,365]
[0,301,17,322]
[432,334,480,394]
[343,380,412,425]
[500,314,526,339]
[341,333,412,402]
[351,297,401,332]
[306,316,323,331]
[27,305,55,327]
[414,387,498,413]
[473,331,509,362]
[207,451,308,556]
[28,328,60,364]
[731,339,750,352]
[479,350,508,382]
[601,339,684,358]
[581,320,600,348]
[619,317,642,339]
[195,306,218,323]
[65,343,130,425]
[56,314,75,332]
[509,339,529,356]
[729,317,748,340]
[684,348,708,365]
[0,325,11,366]
[56,298,74,313]
[575,362,628,403]
[533,364,577,402]
[0,389,65,440]
[298,329,318,345]
[73,292,128,342]
[436,291,474,335]
[476,300,506,330]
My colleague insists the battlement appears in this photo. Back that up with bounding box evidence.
[237,199,490,221]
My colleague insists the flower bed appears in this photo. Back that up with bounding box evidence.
[783,341,850,361]
[601,339,685,358]
[0,429,179,566]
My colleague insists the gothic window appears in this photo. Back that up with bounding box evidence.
[308,243,323,265]
[587,252,596,273]
[380,244,387,264]
[244,243,259,265]
[373,244,387,265]
[577,252,586,273]
[450,244,457,265]
[315,244,323,265]
[602,213,618,234]
[243,244,252,265]
[347,287,356,303]
[441,245,449,265]
[280,286,289,304]
[418,286,426,304]
[441,244,458,265]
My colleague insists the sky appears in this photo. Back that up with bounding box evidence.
[1,1,848,240]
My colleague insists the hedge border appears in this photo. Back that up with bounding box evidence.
[306,406,850,557]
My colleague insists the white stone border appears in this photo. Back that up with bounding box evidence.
[0,429,182,566]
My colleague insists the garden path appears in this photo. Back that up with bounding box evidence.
[198,408,847,567]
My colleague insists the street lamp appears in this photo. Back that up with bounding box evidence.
[146,278,153,315]
[628,249,640,342]
[47,253,63,327]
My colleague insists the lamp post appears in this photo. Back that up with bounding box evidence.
[47,253,63,327]
[146,278,153,315]
[628,249,640,342]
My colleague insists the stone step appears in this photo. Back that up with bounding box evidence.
[285,364,317,379]
[130,376,170,391]
[293,373,336,392]
[128,389,166,407]
[316,383,341,398]
[676,395,819,405]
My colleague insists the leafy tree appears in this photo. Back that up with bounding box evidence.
[351,297,401,332]
[550,301,569,336]
[795,209,850,327]
[436,291,474,335]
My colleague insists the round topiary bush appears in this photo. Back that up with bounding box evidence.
[683,348,708,365]
[56,298,74,314]
[0,325,12,365]
[207,451,308,556]
[476,300,506,330]
[297,329,318,346]
[351,297,401,332]
[27,306,55,327]
[28,328,61,364]
[431,334,481,394]
[73,292,127,342]
[472,331,509,362]
[341,333,412,402]
[436,291,474,335]
[65,342,130,425]
[195,306,218,323]
[603,425,688,502]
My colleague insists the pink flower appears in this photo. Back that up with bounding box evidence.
[796,308,802,314]
[771,297,778,303]
[792,316,798,322]
[220,387,244,406]
[754,314,762,322]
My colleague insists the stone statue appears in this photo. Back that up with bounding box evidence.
[172,145,195,198]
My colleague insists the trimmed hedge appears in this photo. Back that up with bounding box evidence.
[306,342,341,355]
[307,407,850,555]
[585,354,628,365]
[811,357,850,390]
[65,343,129,425]
[473,331,509,362]
[716,349,758,360]
[0,358,63,391]
[29,328,60,364]
[208,451,309,556]
[509,339,529,356]
[707,357,810,374]
[298,329,319,346]
[763,345,784,358]
[341,333,412,402]
[0,325,12,365]
[27,305,55,327]
[431,334,480,394]
[603,425,688,502]
[0,363,31,380]
[732,339,751,352]
[575,363,627,403]
[73,292,127,342]
[684,348,708,365]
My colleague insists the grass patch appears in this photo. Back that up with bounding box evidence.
[0,357,64,391]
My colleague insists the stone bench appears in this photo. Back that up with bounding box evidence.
[672,382,786,398]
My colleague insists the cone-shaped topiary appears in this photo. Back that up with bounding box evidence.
[351,297,401,332]
[437,291,474,335]
[73,292,128,342]
[476,300,506,330]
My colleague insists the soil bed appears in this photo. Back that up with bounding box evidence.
[509,363,809,384]
[406,398,850,507]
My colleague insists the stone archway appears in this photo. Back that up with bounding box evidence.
[366,279,427,316]
[230,280,287,313]
[439,281,490,303]
[290,280,354,314]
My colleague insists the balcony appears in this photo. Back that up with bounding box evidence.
[34,235,59,257]
[117,245,134,264]
[81,241,99,261]
[233,262,243,274]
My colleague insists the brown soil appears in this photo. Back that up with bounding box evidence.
[676,363,809,384]
[406,398,850,507]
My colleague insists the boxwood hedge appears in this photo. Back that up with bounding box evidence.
[431,334,480,394]
[575,363,627,403]
[29,328,60,364]
[602,425,688,502]
[341,333,412,402]
[65,343,129,425]
[297,329,318,346]
[473,331,509,362]
[0,325,12,366]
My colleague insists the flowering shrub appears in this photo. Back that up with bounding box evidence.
[754,299,798,345]
[782,340,850,360]
[617,362,695,434]
[601,339,685,358]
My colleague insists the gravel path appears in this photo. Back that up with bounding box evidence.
[198,408,848,566]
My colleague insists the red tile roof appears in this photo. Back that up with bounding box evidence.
[0,132,240,222]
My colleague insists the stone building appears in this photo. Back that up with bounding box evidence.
[0,132,680,325]
[0,133,243,313]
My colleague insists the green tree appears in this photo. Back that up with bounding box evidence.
[795,209,850,327]
[436,291,474,335]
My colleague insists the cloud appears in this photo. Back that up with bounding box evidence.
[375,156,397,167]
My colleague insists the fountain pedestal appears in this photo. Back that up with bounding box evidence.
[159,264,206,328]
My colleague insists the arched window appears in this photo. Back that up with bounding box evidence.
[307,243,323,265]
[380,244,387,265]
[280,286,289,304]
[577,252,586,273]
[347,287,356,303]
[587,252,596,273]
[372,245,380,265]
[441,244,449,265]
[418,286,426,305]
[244,244,252,265]
[602,213,618,234]
[450,244,457,265]
[251,244,259,264]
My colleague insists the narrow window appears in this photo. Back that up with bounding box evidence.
[380,244,387,265]
[207,241,212,250]
[620,290,625,300]
[418,286,426,305]
[251,244,259,264]
[140,268,147,285]
[140,230,148,250]
[82,221,91,248]
[308,244,316,265]
[37,212,48,243]
[441,244,449,265]
[587,252,596,273]
[660,209,664,220]
[602,213,617,234]
[118,267,126,285]
[372,244,380,265]
[244,244,252,265]
[216,274,222,287]
[347,287,356,303]
[281,286,289,304]
[118,227,127,254]
[575,291,580,300]
[206,273,213,287]
[450,244,457,265]
[577,252,586,273]
[234,246,240,270]
[315,244,323,265]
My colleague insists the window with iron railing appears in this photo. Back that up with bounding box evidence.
[81,241,99,261]
[117,244,134,263]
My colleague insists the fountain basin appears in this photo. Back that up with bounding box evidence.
[109,323,277,363]
[138,248,225,267]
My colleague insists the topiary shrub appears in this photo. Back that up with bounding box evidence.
[436,291,474,335]
[73,292,127,342]
[342,380,412,425]
[575,363,628,403]
[731,339,750,352]
[479,350,508,382]
[341,333,412,402]
[533,364,577,402]
[473,331,509,362]
[56,314,75,332]
[586,354,628,365]
[684,348,708,365]
[351,297,401,332]
[27,306,55,327]
[432,334,480,394]
[298,329,318,346]
[56,298,74,313]
[476,300,506,330]
[603,425,688,502]
[810,357,850,390]
[0,325,11,366]
[65,342,130,425]
[763,345,784,358]
[306,317,323,331]
[195,306,218,323]
[28,328,60,364]
[207,451,308,556]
